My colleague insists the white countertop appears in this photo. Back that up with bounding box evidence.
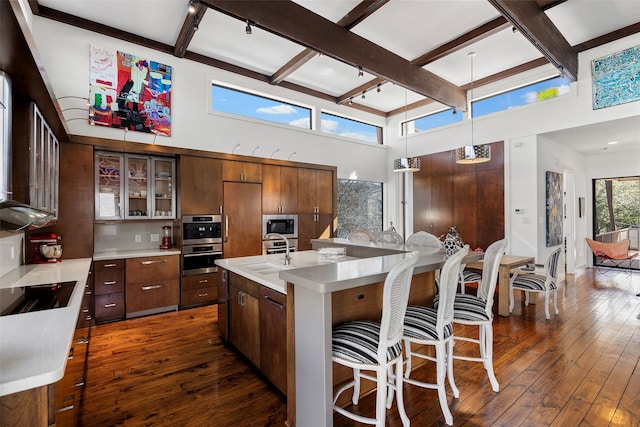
[93,248,181,261]
[0,258,92,396]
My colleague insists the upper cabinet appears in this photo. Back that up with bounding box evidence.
[262,165,297,214]
[179,155,223,215]
[222,160,262,183]
[95,151,175,220]
[297,169,333,214]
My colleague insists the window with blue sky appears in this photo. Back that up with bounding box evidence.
[320,112,381,144]
[211,83,311,129]
[473,76,571,118]
[411,108,462,133]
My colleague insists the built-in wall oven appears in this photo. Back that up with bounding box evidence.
[182,214,223,276]
[262,214,298,255]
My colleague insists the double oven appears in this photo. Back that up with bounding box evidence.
[262,214,298,255]
[182,214,223,276]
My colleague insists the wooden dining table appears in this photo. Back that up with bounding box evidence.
[465,254,535,317]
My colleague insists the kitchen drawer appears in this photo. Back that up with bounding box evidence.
[94,259,125,274]
[126,255,179,283]
[94,260,125,295]
[181,272,218,291]
[126,278,179,314]
[229,271,259,298]
[77,290,94,328]
[95,293,125,322]
[181,286,218,308]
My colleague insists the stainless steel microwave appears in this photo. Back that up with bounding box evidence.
[262,214,298,239]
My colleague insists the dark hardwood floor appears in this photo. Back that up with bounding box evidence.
[79,268,640,426]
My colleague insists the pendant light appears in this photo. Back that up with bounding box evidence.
[394,89,420,173]
[455,52,490,164]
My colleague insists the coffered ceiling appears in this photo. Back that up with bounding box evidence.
[32,0,640,153]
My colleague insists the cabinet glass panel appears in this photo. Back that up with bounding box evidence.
[152,158,175,218]
[125,155,150,219]
[95,152,123,219]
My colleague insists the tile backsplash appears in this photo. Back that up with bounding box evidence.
[0,231,25,276]
[94,221,175,253]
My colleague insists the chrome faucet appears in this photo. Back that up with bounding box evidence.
[265,233,291,265]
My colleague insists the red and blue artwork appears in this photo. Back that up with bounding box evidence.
[89,45,172,136]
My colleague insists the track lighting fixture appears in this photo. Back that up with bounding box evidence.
[288,151,297,160]
[348,98,353,105]
[251,145,260,156]
[188,0,197,14]
[193,23,199,32]
[270,149,279,158]
[245,19,252,34]
[358,66,363,78]
[377,84,381,93]
[361,91,366,99]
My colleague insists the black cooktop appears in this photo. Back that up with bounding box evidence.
[0,281,77,316]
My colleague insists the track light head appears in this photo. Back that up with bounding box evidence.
[348,98,353,105]
[188,0,197,14]
[358,66,363,78]
[246,19,252,34]
[377,84,381,93]
[361,91,366,99]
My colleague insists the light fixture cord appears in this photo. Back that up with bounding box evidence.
[470,52,475,148]
[404,88,408,157]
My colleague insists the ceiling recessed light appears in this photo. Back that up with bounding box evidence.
[607,141,619,145]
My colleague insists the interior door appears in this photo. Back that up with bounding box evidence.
[223,182,262,258]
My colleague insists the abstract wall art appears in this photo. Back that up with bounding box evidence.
[546,171,563,247]
[89,45,172,136]
[592,45,640,110]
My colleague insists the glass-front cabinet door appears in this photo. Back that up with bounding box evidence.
[95,152,124,219]
[125,155,151,219]
[151,158,175,218]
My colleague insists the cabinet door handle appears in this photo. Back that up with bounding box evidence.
[68,347,75,360]
[103,263,117,268]
[198,279,208,284]
[264,295,285,310]
[103,281,116,285]
[224,215,229,243]
[141,284,164,291]
[198,293,209,298]
[104,303,117,308]
[222,270,227,282]
[141,259,167,265]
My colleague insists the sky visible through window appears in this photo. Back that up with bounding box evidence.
[212,84,311,129]
[320,112,380,144]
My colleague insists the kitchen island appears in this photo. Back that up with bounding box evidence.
[218,239,481,427]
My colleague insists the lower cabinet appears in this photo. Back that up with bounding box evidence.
[125,255,180,318]
[181,272,218,309]
[226,271,287,395]
[53,325,90,426]
[93,259,125,323]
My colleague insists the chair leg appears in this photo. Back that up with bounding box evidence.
[553,289,559,315]
[544,291,550,319]
[509,285,515,313]
[447,338,459,398]
[436,342,453,426]
[376,369,387,427]
[524,290,530,306]
[352,368,361,405]
[386,366,394,409]
[481,323,499,392]
[403,339,413,379]
[394,358,410,427]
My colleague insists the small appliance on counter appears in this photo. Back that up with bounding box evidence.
[28,232,63,264]
[160,225,173,249]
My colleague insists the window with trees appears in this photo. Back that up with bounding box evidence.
[337,179,382,238]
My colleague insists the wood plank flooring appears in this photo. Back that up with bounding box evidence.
[79,268,640,426]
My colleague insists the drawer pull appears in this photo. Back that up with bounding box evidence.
[85,315,93,321]
[141,259,167,265]
[198,293,209,298]
[198,279,209,284]
[142,284,164,291]
[104,303,117,308]
[103,263,117,268]
[103,280,116,285]
[68,347,75,360]
[264,295,285,310]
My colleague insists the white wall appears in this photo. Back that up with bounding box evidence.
[28,14,640,263]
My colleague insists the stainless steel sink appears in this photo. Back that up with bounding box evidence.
[239,262,291,275]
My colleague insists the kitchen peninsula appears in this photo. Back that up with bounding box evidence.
[217,239,481,427]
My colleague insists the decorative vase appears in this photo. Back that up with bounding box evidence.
[443,226,464,256]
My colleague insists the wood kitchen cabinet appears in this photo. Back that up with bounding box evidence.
[297,168,333,214]
[223,182,263,258]
[259,286,287,395]
[126,255,180,318]
[228,272,260,367]
[181,272,218,308]
[297,213,334,251]
[222,160,262,183]
[93,259,125,323]
[179,155,223,215]
[262,165,298,214]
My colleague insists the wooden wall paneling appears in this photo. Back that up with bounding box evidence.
[413,163,432,233]
[453,171,479,248]
[430,150,453,176]
[477,167,505,250]
[429,174,454,238]
[53,142,94,258]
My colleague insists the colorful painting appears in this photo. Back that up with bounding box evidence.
[546,171,563,247]
[89,45,172,136]
[592,45,640,110]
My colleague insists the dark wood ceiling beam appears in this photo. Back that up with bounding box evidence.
[269,1,389,86]
[174,2,207,58]
[488,0,577,81]
[574,21,640,52]
[202,0,467,110]
[337,77,386,105]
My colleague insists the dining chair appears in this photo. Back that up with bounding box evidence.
[332,251,419,426]
[509,246,562,319]
[347,228,374,243]
[373,230,404,245]
[446,238,508,393]
[405,231,442,249]
[401,245,468,426]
